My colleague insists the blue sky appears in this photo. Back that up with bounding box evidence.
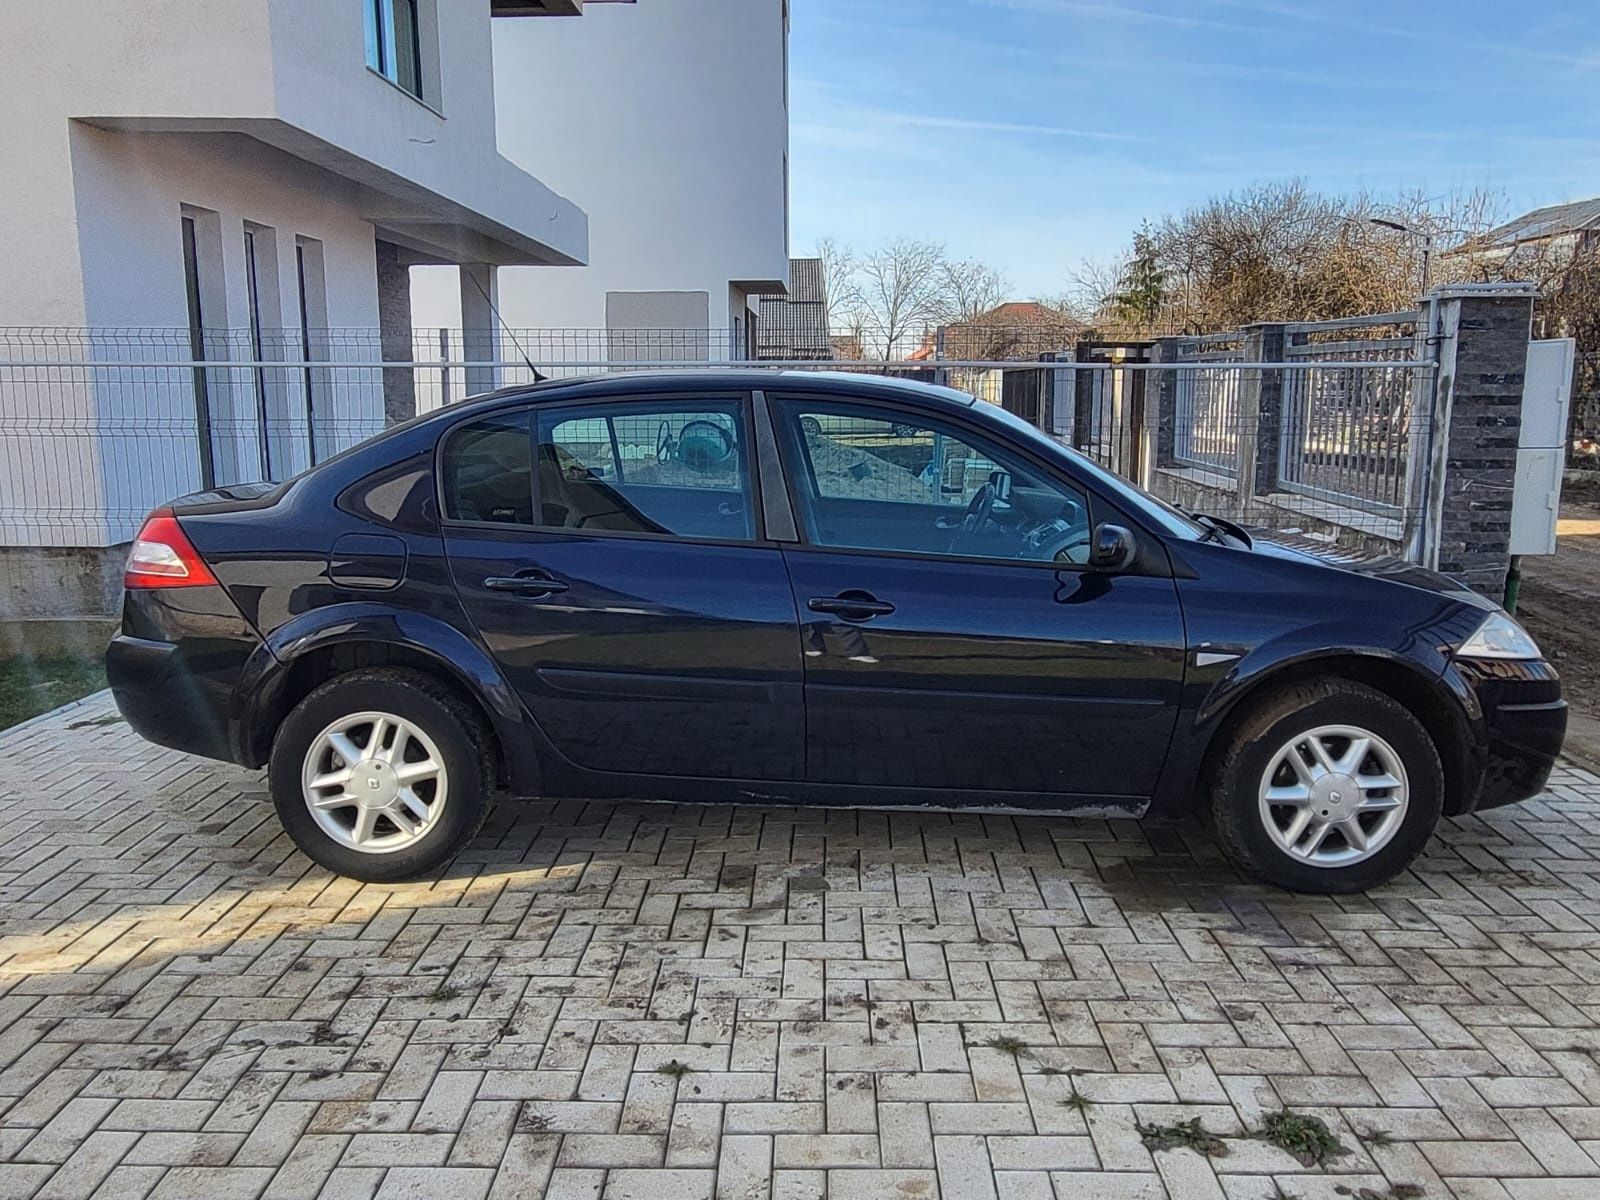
[788,0,1600,298]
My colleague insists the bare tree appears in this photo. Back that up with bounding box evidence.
[1091,182,1506,334]
[811,237,1022,358]
[813,237,862,331]
[857,238,951,357]
[939,258,1023,357]
[1064,254,1129,329]
[942,258,1008,324]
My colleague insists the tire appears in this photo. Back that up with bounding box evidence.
[268,667,495,882]
[1208,679,1443,894]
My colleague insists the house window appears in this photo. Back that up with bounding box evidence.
[181,215,216,491]
[295,238,329,465]
[365,0,424,100]
[243,226,277,480]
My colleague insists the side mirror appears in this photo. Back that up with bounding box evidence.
[988,470,1013,504]
[1089,523,1136,573]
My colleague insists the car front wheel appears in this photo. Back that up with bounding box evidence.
[1209,679,1443,893]
[269,668,494,882]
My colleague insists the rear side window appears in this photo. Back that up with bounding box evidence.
[441,410,533,525]
[536,402,754,540]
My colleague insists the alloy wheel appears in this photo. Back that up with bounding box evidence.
[300,711,448,854]
[1257,723,1409,868]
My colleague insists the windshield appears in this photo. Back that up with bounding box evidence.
[981,403,1209,540]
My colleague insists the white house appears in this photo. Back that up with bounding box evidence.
[412,0,791,363]
[0,0,627,576]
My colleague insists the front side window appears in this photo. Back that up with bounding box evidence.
[777,399,1093,565]
[536,402,755,541]
[441,410,533,525]
[366,0,424,99]
[982,401,1207,541]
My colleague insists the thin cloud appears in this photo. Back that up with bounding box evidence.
[1211,0,1600,69]
[882,113,1148,143]
[788,0,1596,295]
[975,0,1251,33]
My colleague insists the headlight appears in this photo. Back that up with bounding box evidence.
[1457,611,1542,660]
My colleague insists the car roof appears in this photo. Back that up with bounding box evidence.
[451,368,982,417]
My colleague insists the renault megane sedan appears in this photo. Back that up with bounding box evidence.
[106,371,1565,893]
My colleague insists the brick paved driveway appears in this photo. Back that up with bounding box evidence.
[3,695,1600,1199]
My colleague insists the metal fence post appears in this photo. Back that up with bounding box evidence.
[1400,297,1439,562]
[1149,337,1183,472]
[1072,340,1094,453]
[437,328,451,407]
[1238,323,1287,505]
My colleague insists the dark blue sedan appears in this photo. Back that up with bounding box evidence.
[106,371,1565,892]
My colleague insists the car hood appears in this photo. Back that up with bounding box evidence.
[1244,528,1493,606]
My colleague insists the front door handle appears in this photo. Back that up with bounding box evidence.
[808,593,895,619]
[484,572,570,597]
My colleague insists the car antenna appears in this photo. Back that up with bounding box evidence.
[465,270,546,384]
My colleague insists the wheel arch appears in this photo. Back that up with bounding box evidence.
[1182,650,1480,819]
[232,604,541,794]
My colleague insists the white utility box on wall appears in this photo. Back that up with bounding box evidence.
[1510,338,1575,557]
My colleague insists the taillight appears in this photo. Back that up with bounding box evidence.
[125,510,218,589]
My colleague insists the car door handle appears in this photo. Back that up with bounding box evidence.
[484,573,570,597]
[808,594,895,619]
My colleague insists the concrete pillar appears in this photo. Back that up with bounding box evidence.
[1045,352,1075,443]
[374,240,416,426]
[460,264,501,397]
[1416,284,1537,595]
[1238,322,1288,503]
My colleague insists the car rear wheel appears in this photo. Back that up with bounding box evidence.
[1208,679,1442,893]
[269,668,494,881]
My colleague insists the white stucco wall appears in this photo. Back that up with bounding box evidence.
[67,127,395,534]
[412,0,790,351]
[69,129,385,333]
[0,0,597,546]
[0,0,589,327]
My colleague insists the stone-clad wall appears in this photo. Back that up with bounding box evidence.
[1430,289,1533,594]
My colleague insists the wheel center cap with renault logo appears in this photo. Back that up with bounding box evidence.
[1312,773,1358,819]
[354,762,397,806]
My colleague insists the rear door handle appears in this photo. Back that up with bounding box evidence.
[808,594,895,619]
[484,572,570,597]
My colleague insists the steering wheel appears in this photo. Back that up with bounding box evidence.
[656,420,675,464]
[950,481,998,552]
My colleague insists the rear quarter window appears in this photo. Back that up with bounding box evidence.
[440,410,534,525]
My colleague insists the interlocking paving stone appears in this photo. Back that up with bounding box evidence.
[2,693,1600,1196]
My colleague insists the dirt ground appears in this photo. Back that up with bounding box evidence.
[1516,478,1600,769]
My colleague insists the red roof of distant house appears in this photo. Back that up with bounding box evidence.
[978,301,1074,325]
